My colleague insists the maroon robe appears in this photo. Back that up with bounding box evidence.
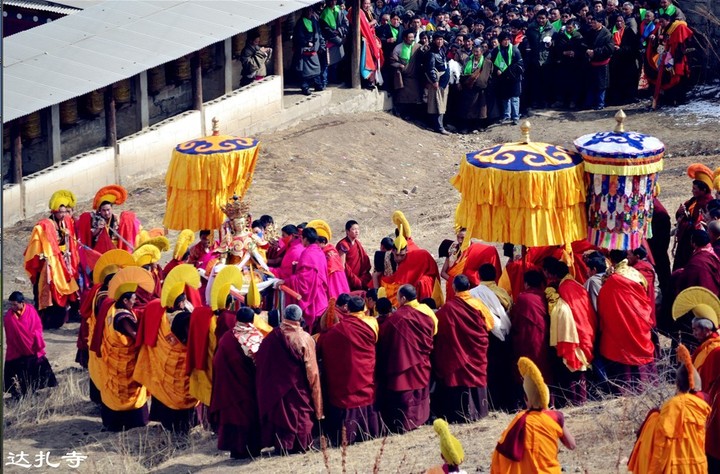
[255,326,318,452]
[215,310,237,341]
[672,246,720,296]
[432,296,490,422]
[337,237,372,290]
[317,315,379,444]
[510,288,552,386]
[209,331,260,457]
[377,303,434,432]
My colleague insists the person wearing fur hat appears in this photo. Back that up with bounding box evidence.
[491,357,576,473]
[673,164,715,271]
[628,344,711,473]
[426,419,466,473]
[24,189,80,329]
[672,287,720,470]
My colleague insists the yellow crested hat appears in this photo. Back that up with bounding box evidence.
[132,245,161,266]
[433,419,464,467]
[49,190,76,211]
[672,286,720,328]
[518,357,550,409]
[210,266,244,311]
[392,210,412,238]
[688,164,714,191]
[676,344,701,392]
[93,184,128,210]
[307,219,332,241]
[161,264,200,308]
[377,287,387,298]
[108,267,155,301]
[135,236,170,254]
[93,249,137,285]
[394,224,408,251]
[173,229,195,260]
[714,167,720,192]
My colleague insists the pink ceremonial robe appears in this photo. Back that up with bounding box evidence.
[273,238,305,280]
[323,244,351,299]
[4,304,46,361]
[284,244,329,330]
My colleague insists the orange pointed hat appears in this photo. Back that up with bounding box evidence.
[687,164,713,191]
[93,185,128,210]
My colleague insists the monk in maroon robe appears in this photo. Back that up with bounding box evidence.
[255,305,323,453]
[377,284,435,433]
[509,271,552,409]
[210,308,264,459]
[337,220,372,291]
[317,296,379,445]
[432,276,491,423]
[629,248,658,327]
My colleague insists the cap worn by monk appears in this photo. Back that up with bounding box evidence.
[307,219,332,241]
[433,419,465,467]
[174,229,195,260]
[210,265,244,311]
[161,264,201,308]
[108,266,155,300]
[672,286,720,328]
[518,356,550,410]
[676,344,702,392]
[714,168,720,193]
[49,190,76,211]
[135,236,170,254]
[687,164,714,191]
[132,245,161,266]
[93,184,128,210]
[93,249,138,285]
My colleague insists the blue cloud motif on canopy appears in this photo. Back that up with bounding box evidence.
[466,143,583,171]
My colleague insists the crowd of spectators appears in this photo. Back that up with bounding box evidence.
[274,0,695,134]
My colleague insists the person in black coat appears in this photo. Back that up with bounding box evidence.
[608,15,640,105]
[549,21,586,108]
[490,31,524,125]
[583,13,614,110]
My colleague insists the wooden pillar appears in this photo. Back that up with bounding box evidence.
[224,38,233,94]
[12,121,26,217]
[274,17,285,99]
[50,104,62,165]
[136,71,150,129]
[351,0,361,89]
[192,51,206,136]
[104,85,119,183]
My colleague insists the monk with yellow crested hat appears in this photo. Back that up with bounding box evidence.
[672,286,720,470]
[673,164,715,271]
[76,249,136,402]
[628,344,711,473]
[426,419,466,474]
[24,189,80,329]
[133,264,200,434]
[491,357,576,473]
[307,219,351,299]
[76,184,141,254]
[98,266,155,431]
[377,211,444,308]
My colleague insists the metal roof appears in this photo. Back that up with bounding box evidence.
[4,0,83,15]
[3,0,314,122]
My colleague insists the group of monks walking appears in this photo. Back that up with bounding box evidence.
[6,165,720,472]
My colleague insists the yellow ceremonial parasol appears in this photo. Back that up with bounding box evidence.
[163,118,260,231]
[451,121,587,249]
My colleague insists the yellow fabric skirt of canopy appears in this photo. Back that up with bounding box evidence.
[451,142,588,248]
[163,135,260,231]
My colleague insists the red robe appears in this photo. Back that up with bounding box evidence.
[446,242,502,299]
[336,237,372,291]
[672,246,720,296]
[317,316,376,409]
[209,330,261,456]
[382,246,442,306]
[510,288,553,384]
[597,273,654,366]
[632,259,657,326]
[255,326,318,451]
[433,296,490,388]
[557,278,597,363]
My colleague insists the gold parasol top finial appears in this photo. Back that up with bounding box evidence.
[520,120,531,144]
[212,117,220,136]
[614,109,626,133]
